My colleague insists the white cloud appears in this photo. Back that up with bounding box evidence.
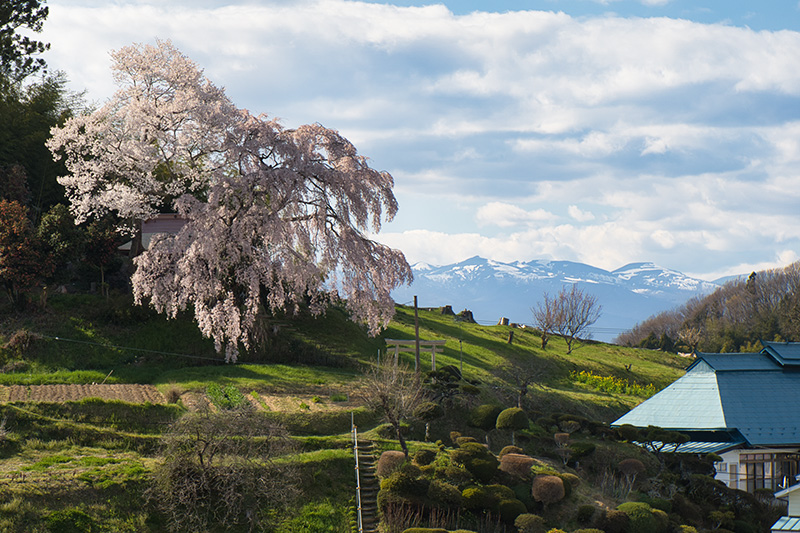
[568,205,595,222]
[476,202,557,227]
[41,1,800,279]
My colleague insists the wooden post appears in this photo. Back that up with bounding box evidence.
[414,295,420,373]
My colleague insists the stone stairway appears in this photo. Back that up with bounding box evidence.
[355,439,380,533]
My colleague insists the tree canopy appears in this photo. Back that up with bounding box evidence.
[0,0,50,82]
[49,40,412,361]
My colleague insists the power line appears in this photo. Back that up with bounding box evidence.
[38,334,224,363]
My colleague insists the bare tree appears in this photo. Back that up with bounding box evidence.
[558,285,602,353]
[148,409,298,532]
[536,285,602,354]
[532,292,560,349]
[361,359,427,458]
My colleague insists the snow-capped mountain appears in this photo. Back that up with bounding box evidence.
[391,256,720,342]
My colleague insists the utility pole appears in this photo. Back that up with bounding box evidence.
[414,295,420,373]
[459,339,463,377]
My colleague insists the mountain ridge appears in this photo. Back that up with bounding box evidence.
[392,256,721,342]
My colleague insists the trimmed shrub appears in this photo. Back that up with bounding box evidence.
[467,457,498,483]
[377,450,406,478]
[511,482,535,511]
[450,442,498,483]
[515,513,546,533]
[486,483,516,501]
[570,441,596,459]
[380,469,428,498]
[531,475,565,508]
[499,453,534,478]
[498,498,527,523]
[617,502,665,533]
[462,486,496,511]
[615,424,640,441]
[559,472,580,488]
[402,529,448,533]
[413,449,437,466]
[414,402,444,421]
[427,479,462,507]
[496,407,529,431]
[499,445,523,458]
[638,494,671,513]
[455,436,479,446]
[436,465,473,486]
[618,458,645,478]
[597,509,629,533]
[576,504,596,524]
[677,527,698,533]
[470,404,503,430]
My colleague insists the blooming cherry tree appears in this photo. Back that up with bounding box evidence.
[49,40,412,361]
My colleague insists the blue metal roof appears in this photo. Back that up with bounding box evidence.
[772,516,800,532]
[613,360,728,431]
[695,352,781,372]
[762,341,800,367]
[613,343,800,446]
[637,440,743,454]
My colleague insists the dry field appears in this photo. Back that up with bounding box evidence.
[0,384,166,404]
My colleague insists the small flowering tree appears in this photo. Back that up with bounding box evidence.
[49,40,412,361]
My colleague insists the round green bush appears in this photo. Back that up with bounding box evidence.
[455,436,479,446]
[499,445,523,458]
[577,504,596,524]
[486,483,515,501]
[414,401,444,421]
[498,498,527,523]
[617,502,662,533]
[414,448,437,466]
[427,479,462,507]
[460,383,480,395]
[466,457,498,483]
[496,407,529,431]
[570,441,596,458]
[462,486,496,511]
[380,469,429,497]
[615,424,640,441]
[437,464,473,486]
[470,404,503,430]
[515,513,546,533]
[599,509,629,533]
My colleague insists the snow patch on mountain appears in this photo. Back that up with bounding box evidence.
[393,256,721,342]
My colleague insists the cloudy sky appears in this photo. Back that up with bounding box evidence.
[39,0,800,280]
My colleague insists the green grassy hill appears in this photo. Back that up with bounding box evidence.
[0,293,695,532]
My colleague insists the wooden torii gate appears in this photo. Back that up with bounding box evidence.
[384,339,446,371]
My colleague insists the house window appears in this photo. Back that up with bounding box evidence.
[740,453,800,492]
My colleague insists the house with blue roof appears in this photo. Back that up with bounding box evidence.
[612,341,800,493]
[773,483,800,532]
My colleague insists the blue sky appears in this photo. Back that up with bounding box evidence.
[41,0,800,280]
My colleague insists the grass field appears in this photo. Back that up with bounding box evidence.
[0,293,689,531]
